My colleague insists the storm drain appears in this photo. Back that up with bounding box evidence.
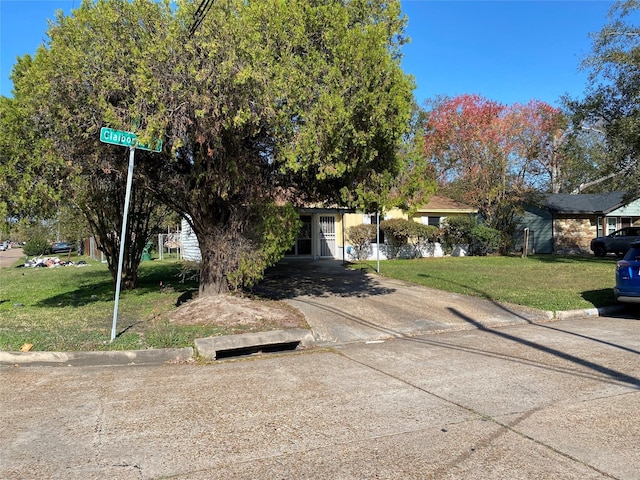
[194,329,315,360]
[215,341,301,359]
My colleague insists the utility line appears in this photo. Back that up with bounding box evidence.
[189,0,215,37]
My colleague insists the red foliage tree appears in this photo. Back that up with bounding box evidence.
[423,94,565,251]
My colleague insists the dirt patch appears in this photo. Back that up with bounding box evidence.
[166,293,308,330]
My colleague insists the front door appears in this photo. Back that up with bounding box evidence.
[319,216,336,257]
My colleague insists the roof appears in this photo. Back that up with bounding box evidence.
[543,191,628,214]
[415,195,477,214]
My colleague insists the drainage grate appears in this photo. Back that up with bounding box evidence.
[215,341,301,360]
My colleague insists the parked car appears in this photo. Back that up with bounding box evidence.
[0,241,8,251]
[50,241,75,254]
[590,226,640,257]
[614,241,640,303]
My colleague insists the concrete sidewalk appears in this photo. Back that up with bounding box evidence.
[1,316,638,479]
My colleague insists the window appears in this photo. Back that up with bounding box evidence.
[364,213,385,243]
[421,216,441,227]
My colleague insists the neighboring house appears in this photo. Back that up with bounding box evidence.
[514,192,640,254]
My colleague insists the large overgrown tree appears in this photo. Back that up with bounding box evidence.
[8,0,415,296]
[564,0,640,197]
[423,94,565,251]
[144,0,416,295]
[0,56,65,222]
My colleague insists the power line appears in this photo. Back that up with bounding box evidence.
[189,0,215,37]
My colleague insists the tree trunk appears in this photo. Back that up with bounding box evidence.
[195,225,237,296]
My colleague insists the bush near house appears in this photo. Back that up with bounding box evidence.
[441,216,501,255]
[346,224,377,260]
[469,224,502,256]
[380,219,439,259]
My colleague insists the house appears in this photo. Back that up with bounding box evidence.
[181,206,356,262]
[342,195,478,260]
[514,192,640,254]
[181,195,477,262]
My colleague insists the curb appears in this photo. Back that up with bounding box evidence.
[0,306,625,367]
[0,347,194,367]
[553,304,626,321]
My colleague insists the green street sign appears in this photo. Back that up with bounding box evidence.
[100,127,162,152]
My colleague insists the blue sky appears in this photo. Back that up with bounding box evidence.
[0,0,618,106]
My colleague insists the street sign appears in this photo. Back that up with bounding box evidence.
[100,127,162,152]
[99,125,161,342]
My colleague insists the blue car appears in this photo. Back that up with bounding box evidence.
[614,241,640,303]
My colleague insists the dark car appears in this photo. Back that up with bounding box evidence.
[51,242,75,254]
[614,241,640,303]
[590,226,640,257]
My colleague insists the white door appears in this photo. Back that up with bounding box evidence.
[319,216,336,257]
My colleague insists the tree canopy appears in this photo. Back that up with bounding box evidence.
[4,0,416,294]
[564,0,640,196]
[423,94,565,251]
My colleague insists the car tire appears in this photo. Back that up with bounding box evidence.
[593,244,607,257]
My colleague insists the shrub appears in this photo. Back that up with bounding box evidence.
[469,224,501,256]
[346,224,376,260]
[410,223,440,257]
[380,218,412,259]
[227,203,301,291]
[441,216,476,251]
[23,237,51,256]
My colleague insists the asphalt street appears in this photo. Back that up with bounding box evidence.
[1,315,639,479]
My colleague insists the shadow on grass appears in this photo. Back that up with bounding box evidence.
[582,289,616,308]
[525,254,617,265]
[34,261,198,308]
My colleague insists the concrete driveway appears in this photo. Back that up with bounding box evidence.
[255,258,553,345]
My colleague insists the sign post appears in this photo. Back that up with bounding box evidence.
[100,127,162,342]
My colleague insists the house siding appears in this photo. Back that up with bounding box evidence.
[180,219,201,262]
[513,205,553,254]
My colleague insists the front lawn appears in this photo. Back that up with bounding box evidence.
[353,254,618,312]
[0,256,301,352]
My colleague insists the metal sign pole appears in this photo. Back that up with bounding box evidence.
[376,211,380,273]
[110,146,136,342]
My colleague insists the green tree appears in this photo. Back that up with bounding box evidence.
[0,57,65,221]
[6,0,172,289]
[145,0,415,295]
[6,0,414,296]
[564,0,640,196]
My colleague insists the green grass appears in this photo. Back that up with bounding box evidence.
[353,254,619,312]
[0,256,240,352]
[1,252,623,352]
